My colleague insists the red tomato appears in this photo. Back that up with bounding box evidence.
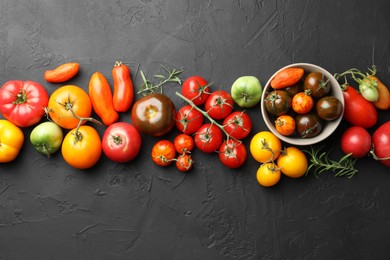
[151,140,176,166]
[194,123,223,153]
[175,153,194,172]
[292,91,314,114]
[342,85,377,128]
[222,111,252,140]
[0,80,49,127]
[175,105,204,134]
[174,133,195,154]
[371,121,390,167]
[181,76,211,105]
[102,122,142,163]
[205,90,234,120]
[218,139,247,168]
[340,126,371,158]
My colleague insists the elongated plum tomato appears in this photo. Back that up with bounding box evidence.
[102,122,142,163]
[61,125,102,169]
[48,85,92,129]
[131,93,176,137]
[30,121,63,157]
[340,126,371,158]
[0,119,24,163]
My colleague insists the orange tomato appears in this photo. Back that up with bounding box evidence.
[270,67,304,89]
[48,85,92,129]
[250,131,282,163]
[0,119,24,163]
[89,72,119,126]
[275,115,296,136]
[292,91,314,114]
[44,62,80,83]
[61,125,102,169]
[370,76,390,110]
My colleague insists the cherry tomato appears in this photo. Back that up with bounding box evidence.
[256,163,281,187]
[316,96,343,121]
[264,90,292,116]
[204,90,234,120]
[275,115,296,136]
[151,140,176,166]
[371,122,390,167]
[181,76,211,105]
[340,126,371,158]
[102,122,142,163]
[194,123,223,153]
[0,119,24,163]
[250,131,282,163]
[277,147,308,178]
[292,91,314,114]
[174,133,195,154]
[0,80,49,127]
[176,153,194,172]
[218,139,247,168]
[295,113,323,138]
[61,125,102,169]
[303,72,330,99]
[175,105,204,134]
[222,111,252,140]
[44,62,80,83]
[48,85,92,129]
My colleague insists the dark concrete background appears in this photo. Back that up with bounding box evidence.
[1,0,390,259]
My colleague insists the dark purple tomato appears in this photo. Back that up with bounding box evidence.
[303,72,330,99]
[316,96,343,121]
[295,112,323,138]
[264,90,292,116]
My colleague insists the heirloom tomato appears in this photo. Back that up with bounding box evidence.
[371,121,390,167]
[61,125,102,169]
[230,76,262,108]
[175,105,203,134]
[44,62,80,83]
[0,80,49,127]
[222,111,252,140]
[264,90,291,116]
[102,122,142,163]
[218,139,247,168]
[316,96,343,121]
[176,153,194,172]
[270,67,304,89]
[151,140,176,166]
[194,123,223,153]
[275,115,296,136]
[303,72,330,99]
[256,163,281,187]
[277,147,308,178]
[48,85,92,129]
[174,133,195,154]
[131,93,176,137]
[340,126,371,158]
[204,90,234,120]
[112,61,134,112]
[181,76,211,105]
[295,113,323,138]
[0,119,24,163]
[292,91,314,114]
[250,131,281,163]
[30,121,63,157]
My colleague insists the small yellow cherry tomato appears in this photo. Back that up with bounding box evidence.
[277,146,308,178]
[250,131,282,163]
[256,163,281,187]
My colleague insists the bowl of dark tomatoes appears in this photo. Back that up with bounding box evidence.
[261,63,344,146]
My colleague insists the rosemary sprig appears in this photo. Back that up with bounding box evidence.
[304,146,358,178]
[138,64,183,96]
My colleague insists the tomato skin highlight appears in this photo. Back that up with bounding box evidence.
[102,122,142,163]
[0,80,49,127]
[372,121,390,167]
[342,85,377,128]
[61,125,102,169]
[112,61,134,112]
[89,72,119,126]
[0,119,24,163]
[340,126,371,158]
[44,62,80,83]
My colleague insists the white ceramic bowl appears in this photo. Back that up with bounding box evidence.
[261,63,344,146]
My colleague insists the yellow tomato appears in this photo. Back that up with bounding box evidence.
[277,146,308,178]
[61,125,101,169]
[256,163,281,187]
[0,119,24,163]
[250,131,282,163]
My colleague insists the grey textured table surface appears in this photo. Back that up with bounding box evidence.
[1,1,390,259]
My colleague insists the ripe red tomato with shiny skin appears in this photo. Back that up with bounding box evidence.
[176,153,194,172]
[205,90,234,120]
[0,80,49,127]
[181,76,211,105]
[174,133,195,154]
[175,105,204,134]
[372,121,390,167]
[219,139,247,168]
[340,126,371,158]
[194,123,223,153]
[102,122,142,163]
[222,111,252,140]
[151,140,176,166]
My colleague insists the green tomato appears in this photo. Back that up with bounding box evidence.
[30,121,63,157]
[231,76,262,108]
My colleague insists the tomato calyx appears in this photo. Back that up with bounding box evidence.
[13,88,28,104]
[190,81,213,101]
[111,134,123,145]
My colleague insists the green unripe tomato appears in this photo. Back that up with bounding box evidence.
[30,121,64,157]
[231,76,262,108]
